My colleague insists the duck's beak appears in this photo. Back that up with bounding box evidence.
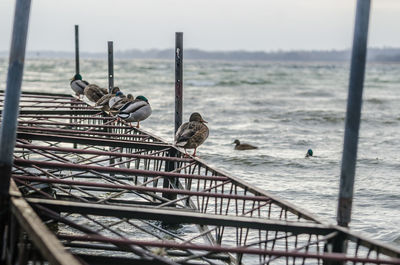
[201,119,208,123]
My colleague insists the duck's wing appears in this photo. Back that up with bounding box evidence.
[175,122,203,146]
[119,100,147,113]
[97,87,108,98]
[175,123,192,146]
[70,80,87,94]
[96,94,112,106]
[108,96,117,108]
[237,143,258,150]
[189,123,209,146]
[111,97,130,110]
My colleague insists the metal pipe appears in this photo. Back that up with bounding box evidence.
[0,0,32,252]
[17,120,138,129]
[0,93,72,99]
[74,25,80,75]
[174,32,183,136]
[17,131,170,150]
[17,125,150,138]
[5,105,94,109]
[18,115,114,120]
[56,234,400,264]
[108,41,114,93]
[15,176,267,201]
[337,0,371,228]
[13,159,228,181]
[15,143,193,162]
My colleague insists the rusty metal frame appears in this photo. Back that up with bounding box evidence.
[2,91,399,265]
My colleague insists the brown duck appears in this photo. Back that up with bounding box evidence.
[175,112,209,157]
[95,87,120,111]
[84,84,108,103]
[233,139,258,150]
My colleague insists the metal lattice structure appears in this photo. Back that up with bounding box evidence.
[2,91,400,265]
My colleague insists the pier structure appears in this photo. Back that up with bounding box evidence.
[0,90,399,265]
[1,0,400,264]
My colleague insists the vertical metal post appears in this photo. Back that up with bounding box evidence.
[0,0,31,252]
[74,25,80,75]
[175,32,183,136]
[163,33,183,205]
[337,0,371,228]
[107,41,115,175]
[108,41,114,93]
[325,2,372,263]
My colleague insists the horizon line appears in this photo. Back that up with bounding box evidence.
[1,46,400,54]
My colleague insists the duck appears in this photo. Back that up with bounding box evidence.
[95,86,120,111]
[117,96,152,128]
[233,139,258,150]
[70,73,89,99]
[84,84,108,103]
[110,93,134,112]
[175,112,209,157]
[109,91,126,110]
[305,149,313,158]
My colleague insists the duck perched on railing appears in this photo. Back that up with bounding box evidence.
[70,74,89,99]
[110,93,134,113]
[84,84,108,103]
[175,112,209,157]
[95,87,121,111]
[117,95,152,128]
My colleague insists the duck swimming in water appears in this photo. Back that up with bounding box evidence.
[70,74,89,99]
[175,112,209,157]
[117,95,152,128]
[233,139,258,150]
[84,84,108,103]
[305,149,313,158]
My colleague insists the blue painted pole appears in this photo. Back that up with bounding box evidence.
[337,0,371,228]
[0,0,32,251]
[108,41,114,93]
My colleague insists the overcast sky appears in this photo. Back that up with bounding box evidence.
[0,0,399,53]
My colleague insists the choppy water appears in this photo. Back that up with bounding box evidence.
[1,58,399,247]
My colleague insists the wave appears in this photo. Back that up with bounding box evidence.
[185,80,217,87]
[365,98,385,104]
[217,79,273,86]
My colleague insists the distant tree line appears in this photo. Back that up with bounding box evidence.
[1,48,400,62]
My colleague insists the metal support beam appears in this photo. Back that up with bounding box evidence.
[16,131,170,150]
[337,0,371,228]
[15,143,193,162]
[74,25,80,75]
[9,182,81,265]
[0,0,31,253]
[174,32,183,136]
[163,146,178,201]
[26,198,333,235]
[108,41,114,93]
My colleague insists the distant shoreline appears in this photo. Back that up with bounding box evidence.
[1,48,400,62]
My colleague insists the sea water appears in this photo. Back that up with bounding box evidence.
[0,58,399,248]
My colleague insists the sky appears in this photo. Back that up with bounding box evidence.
[0,0,399,53]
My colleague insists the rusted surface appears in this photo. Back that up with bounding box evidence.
[3,91,400,265]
